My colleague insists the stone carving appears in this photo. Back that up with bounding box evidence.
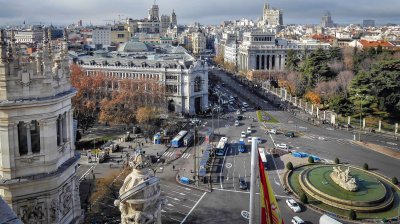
[330,166,358,191]
[59,184,72,217]
[49,198,60,222]
[19,156,40,164]
[19,200,46,223]
[114,150,162,224]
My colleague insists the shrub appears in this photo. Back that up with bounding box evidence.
[308,156,315,164]
[300,193,308,204]
[334,157,340,164]
[392,177,399,185]
[349,209,356,220]
[286,162,294,170]
[363,163,369,170]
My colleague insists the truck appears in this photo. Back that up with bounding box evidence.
[319,215,342,224]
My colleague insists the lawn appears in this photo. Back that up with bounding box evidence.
[256,110,279,123]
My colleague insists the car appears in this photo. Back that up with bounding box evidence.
[248,137,262,144]
[235,120,240,126]
[237,115,243,120]
[242,102,249,108]
[191,118,201,125]
[267,129,277,134]
[291,216,304,224]
[239,177,247,190]
[247,127,252,134]
[241,131,246,138]
[276,143,288,149]
[241,107,247,112]
[238,144,246,153]
[285,131,295,138]
[236,110,241,115]
[286,198,301,212]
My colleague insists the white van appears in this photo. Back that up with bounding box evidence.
[291,216,304,224]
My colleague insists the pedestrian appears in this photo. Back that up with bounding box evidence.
[173,165,175,170]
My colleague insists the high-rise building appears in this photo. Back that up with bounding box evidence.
[363,19,375,27]
[262,1,283,26]
[321,11,334,28]
[160,15,171,35]
[0,29,81,223]
[93,26,112,46]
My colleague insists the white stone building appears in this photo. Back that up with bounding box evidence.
[0,29,81,223]
[77,41,209,115]
[260,1,283,27]
[14,30,43,44]
[192,31,207,54]
[237,31,330,71]
[92,26,112,46]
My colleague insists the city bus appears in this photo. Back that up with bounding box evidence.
[171,130,188,148]
[258,147,267,169]
[215,137,228,156]
[183,132,194,147]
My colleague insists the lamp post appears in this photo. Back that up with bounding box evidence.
[356,94,364,141]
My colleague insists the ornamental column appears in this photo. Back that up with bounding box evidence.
[26,123,32,155]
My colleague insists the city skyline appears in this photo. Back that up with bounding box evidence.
[0,0,399,26]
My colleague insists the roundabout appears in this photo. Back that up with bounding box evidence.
[286,163,400,220]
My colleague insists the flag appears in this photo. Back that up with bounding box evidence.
[258,150,283,224]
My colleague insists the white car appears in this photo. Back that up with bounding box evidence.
[242,102,249,108]
[235,120,240,126]
[241,131,246,138]
[247,127,252,134]
[241,107,247,112]
[291,216,304,224]
[267,129,277,134]
[286,198,301,212]
[276,143,288,149]
[247,137,262,144]
[236,110,241,115]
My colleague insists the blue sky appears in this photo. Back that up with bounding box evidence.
[0,0,398,26]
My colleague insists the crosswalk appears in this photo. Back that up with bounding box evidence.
[162,151,191,159]
[302,134,351,145]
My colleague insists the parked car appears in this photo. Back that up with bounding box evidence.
[236,109,241,115]
[239,177,247,190]
[238,144,246,153]
[247,127,252,134]
[291,216,305,224]
[237,115,243,120]
[286,198,301,212]
[276,143,288,149]
[242,102,249,108]
[241,107,247,112]
[235,120,240,126]
[241,131,246,138]
[285,131,295,138]
[267,129,277,134]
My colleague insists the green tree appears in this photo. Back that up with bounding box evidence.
[285,49,300,71]
[363,163,369,170]
[300,48,333,89]
[329,46,343,60]
[334,158,340,164]
[376,45,383,54]
[286,162,294,170]
[392,177,398,185]
[308,156,315,164]
[300,193,308,204]
[349,209,357,220]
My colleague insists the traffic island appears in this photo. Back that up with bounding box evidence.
[256,110,279,123]
[286,163,400,222]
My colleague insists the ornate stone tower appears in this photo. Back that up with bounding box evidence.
[0,28,81,223]
[171,9,177,27]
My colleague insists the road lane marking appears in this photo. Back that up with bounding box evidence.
[268,133,283,186]
[180,192,207,224]
[220,147,228,189]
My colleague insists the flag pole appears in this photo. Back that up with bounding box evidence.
[249,137,258,224]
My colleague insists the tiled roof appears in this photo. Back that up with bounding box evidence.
[359,39,394,47]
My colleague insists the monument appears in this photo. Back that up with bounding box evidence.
[114,151,162,224]
[330,166,358,191]
[0,28,81,223]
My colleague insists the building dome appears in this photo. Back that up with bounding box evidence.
[117,39,152,52]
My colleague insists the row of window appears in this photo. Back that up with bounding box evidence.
[253,36,273,42]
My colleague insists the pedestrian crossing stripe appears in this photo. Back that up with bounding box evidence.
[182,153,191,159]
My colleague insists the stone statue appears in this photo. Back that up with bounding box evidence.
[114,150,162,224]
[330,166,358,191]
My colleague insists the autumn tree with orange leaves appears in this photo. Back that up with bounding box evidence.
[304,91,322,105]
[70,64,110,133]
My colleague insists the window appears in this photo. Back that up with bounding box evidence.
[166,85,178,93]
[194,76,202,92]
[117,34,124,38]
[18,122,28,155]
[57,115,62,146]
[30,120,40,153]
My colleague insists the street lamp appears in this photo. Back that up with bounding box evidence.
[356,94,364,141]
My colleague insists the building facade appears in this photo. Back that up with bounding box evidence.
[14,30,43,44]
[321,11,334,28]
[237,31,330,72]
[0,29,81,223]
[192,31,207,54]
[77,41,209,115]
[92,26,112,46]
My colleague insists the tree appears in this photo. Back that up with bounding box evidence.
[136,106,157,124]
[286,162,294,170]
[363,163,369,170]
[329,46,343,61]
[300,193,308,204]
[334,158,340,164]
[70,64,108,133]
[285,49,300,71]
[349,210,357,220]
[304,91,321,105]
[392,177,399,185]
[308,156,315,164]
